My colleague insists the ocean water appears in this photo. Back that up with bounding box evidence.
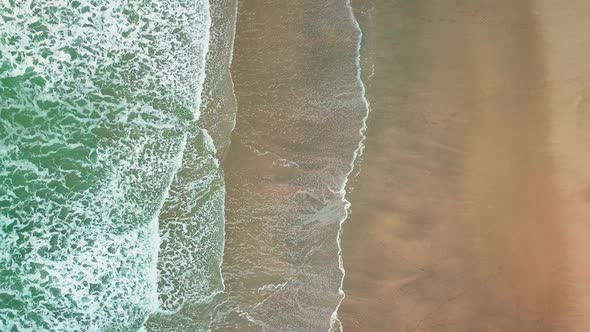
[0,0,235,331]
[146,0,237,330]
[0,0,369,330]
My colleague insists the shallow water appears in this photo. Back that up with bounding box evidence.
[212,0,368,330]
[146,1,238,330]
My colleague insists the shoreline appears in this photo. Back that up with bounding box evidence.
[215,0,368,329]
[331,0,373,330]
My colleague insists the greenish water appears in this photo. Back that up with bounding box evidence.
[0,1,229,331]
[0,0,371,330]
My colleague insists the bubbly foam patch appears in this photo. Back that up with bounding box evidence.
[155,129,224,311]
[145,129,226,332]
[0,0,210,330]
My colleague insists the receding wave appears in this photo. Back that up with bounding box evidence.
[211,0,370,330]
[144,1,238,330]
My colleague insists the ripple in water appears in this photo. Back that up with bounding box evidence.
[0,0,217,330]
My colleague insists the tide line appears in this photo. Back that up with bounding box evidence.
[329,0,372,331]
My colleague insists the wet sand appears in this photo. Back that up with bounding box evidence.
[215,0,366,330]
[341,0,590,331]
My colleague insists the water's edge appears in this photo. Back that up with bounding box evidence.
[330,0,372,331]
[146,0,238,330]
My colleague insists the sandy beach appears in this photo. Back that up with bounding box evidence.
[5,0,590,330]
[340,0,590,331]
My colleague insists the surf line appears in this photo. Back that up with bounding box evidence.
[210,0,240,321]
[329,0,372,331]
[148,0,213,319]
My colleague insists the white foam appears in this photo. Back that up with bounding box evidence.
[0,0,212,330]
[226,0,240,140]
[329,1,372,331]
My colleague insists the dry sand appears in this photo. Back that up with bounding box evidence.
[340,0,590,331]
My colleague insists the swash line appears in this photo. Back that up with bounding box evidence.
[148,0,213,324]
[210,0,239,328]
[329,0,372,331]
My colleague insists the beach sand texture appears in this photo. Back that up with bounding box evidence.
[340,0,590,331]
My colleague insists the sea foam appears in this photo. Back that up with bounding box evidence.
[0,0,212,330]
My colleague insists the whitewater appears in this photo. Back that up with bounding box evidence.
[0,0,369,330]
[0,0,234,330]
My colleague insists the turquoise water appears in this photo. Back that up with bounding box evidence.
[0,0,229,330]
